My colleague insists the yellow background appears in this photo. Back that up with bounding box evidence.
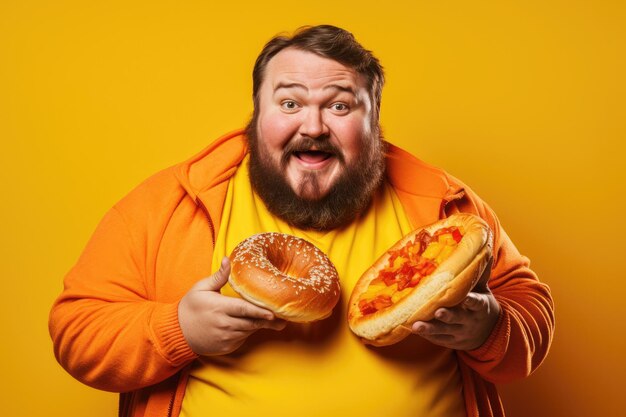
[1,1,624,416]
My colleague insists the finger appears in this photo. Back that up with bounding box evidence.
[433,307,465,325]
[462,292,489,312]
[266,318,288,331]
[233,317,288,332]
[192,257,231,292]
[224,297,276,320]
[412,321,428,334]
[206,257,231,291]
[412,320,462,336]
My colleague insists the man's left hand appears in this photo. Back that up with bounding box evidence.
[411,259,501,351]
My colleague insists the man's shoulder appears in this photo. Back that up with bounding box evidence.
[384,141,496,233]
[112,129,247,220]
[172,129,247,197]
[384,142,465,199]
[111,165,186,219]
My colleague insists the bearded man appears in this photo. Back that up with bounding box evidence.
[49,25,554,417]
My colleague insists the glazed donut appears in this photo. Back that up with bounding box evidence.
[228,232,341,323]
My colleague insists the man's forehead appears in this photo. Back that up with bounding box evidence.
[264,48,364,90]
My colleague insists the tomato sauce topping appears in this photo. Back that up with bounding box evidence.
[358,226,464,316]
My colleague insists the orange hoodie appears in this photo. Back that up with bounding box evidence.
[49,129,554,417]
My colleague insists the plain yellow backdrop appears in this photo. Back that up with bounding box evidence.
[1,1,624,416]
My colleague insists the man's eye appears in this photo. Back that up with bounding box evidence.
[281,101,299,111]
[331,103,349,113]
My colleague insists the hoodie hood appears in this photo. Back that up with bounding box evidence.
[175,129,248,199]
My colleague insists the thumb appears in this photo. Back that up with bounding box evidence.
[194,257,231,292]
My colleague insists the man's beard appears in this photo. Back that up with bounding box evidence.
[245,119,386,231]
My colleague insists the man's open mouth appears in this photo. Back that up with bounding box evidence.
[293,150,334,164]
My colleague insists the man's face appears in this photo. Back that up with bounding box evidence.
[247,47,385,230]
[255,47,374,200]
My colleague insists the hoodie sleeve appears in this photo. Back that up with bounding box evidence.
[48,205,198,392]
[445,186,555,384]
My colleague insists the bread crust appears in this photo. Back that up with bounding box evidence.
[348,213,493,346]
[229,232,340,323]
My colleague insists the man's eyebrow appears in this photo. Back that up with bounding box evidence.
[274,82,308,92]
[323,84,357,95]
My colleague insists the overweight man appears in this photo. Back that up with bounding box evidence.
[49,25,554,417]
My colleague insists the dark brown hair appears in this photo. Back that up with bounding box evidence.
[251,25,385,123]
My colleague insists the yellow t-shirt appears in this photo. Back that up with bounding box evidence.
[181,156,465,417]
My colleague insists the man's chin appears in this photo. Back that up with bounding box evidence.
[293,187,328,202]
[286,160,339,200]
[288,173,336,202]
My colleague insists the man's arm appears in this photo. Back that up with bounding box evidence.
[49,207,197,392]
[413,194,555,383]
[49,206,284,392]
[457,223,555,383]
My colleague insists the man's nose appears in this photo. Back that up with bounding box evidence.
[299,107,329,139]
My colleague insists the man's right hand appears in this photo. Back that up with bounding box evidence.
[178,257,287,356]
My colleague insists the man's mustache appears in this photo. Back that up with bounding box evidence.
[280,136,345,167]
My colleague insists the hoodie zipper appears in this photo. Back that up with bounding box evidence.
[166,366,192,417]
[166,371,182,417]
[195,197,216,246]
[166,394,175,417]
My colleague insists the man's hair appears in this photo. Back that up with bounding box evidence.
[251,25,385,123]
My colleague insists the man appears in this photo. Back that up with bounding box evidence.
[49,25,554,417]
